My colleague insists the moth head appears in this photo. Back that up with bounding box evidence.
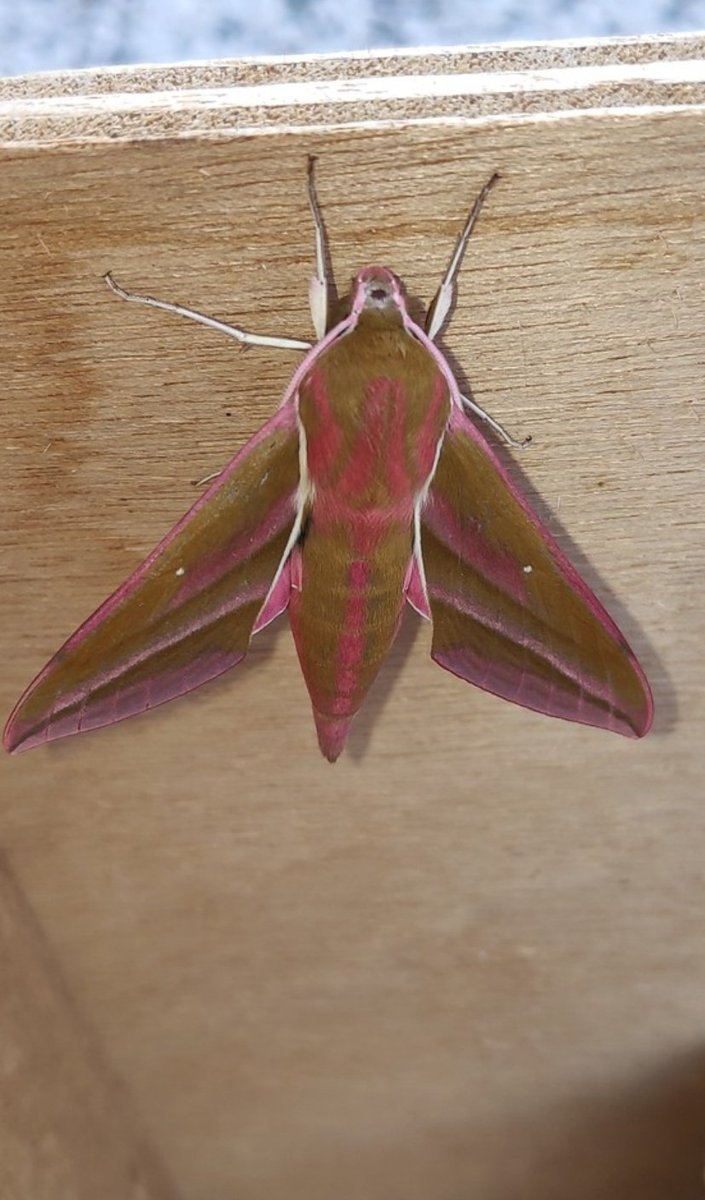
[351,267,405,318]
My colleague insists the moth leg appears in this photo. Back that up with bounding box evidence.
[460,392,531,450]
[104,273,312,351]
[307,156,333,340]
[426,172,499,342]
[193,469,221,488]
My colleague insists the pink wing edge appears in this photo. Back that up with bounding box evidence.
[400,310,654,738]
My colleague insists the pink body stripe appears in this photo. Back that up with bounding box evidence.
[332,559,369,714]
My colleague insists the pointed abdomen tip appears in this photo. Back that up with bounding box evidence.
[313,711,352,763]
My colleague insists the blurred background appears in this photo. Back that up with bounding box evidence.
[1,0,703,78]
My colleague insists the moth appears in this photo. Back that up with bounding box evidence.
[4,161,653,761]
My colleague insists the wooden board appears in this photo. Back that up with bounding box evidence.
[1,37,704,1200]
[0,858,178,1198]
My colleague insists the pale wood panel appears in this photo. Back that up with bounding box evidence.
[1,41,704,1200]
[0,858,179,1199]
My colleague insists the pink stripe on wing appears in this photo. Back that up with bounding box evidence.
[425,491,530,607]
[166,493,296,610]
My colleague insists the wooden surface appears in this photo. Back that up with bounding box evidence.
[1,37,704,1200]
[0,857,178,1199]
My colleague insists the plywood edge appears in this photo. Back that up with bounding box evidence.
[3,31,705,96]
[1,34,705,146]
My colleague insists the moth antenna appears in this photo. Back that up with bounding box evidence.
[426,171,500,341]
[307,156,337,339]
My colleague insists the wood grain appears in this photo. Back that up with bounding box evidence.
[1,37,704,1200]
[0,857,178,1199]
